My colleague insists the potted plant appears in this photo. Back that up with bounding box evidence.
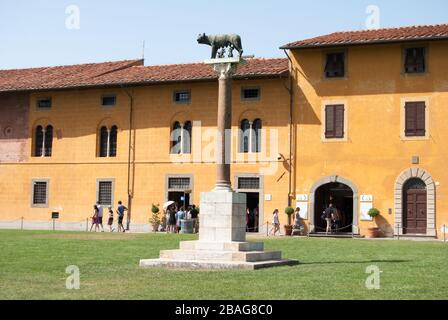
[284,207,295,236]
[149,204,161,232]
[367,208,381,238]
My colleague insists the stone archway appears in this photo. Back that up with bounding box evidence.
[310,176,359,234]
[394,168,436,236]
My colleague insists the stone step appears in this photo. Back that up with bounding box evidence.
[159,249,282,262]
[179,241,264,252]
[140,258,299,270]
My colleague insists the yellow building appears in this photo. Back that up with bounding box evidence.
[0,58,292,233]
[282,24,448,238]
[1,23,448,239]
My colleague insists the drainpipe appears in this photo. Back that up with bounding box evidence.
[121,85,134,231]
[283,49,294,207]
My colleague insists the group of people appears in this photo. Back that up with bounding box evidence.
[270,207,304,236]
[90,201,128,233]
[165,204,199,234]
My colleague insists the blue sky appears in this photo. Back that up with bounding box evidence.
[0,0,447,69]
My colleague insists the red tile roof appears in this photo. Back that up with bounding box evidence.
[282,24,448,49]
[0,58,288,93]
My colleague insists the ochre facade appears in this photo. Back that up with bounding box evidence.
[1,26,448,239]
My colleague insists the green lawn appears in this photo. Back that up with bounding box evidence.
[0,230,447,300]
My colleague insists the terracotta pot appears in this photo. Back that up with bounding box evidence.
[284,225,293,236]
[367,227,381,238]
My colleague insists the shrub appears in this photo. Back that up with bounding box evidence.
[368,208,380,218]
[285,207,295,225]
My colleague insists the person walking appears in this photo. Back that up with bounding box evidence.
[271,209,280,236]
[176,207,185,233]
[107,207,114,232]
[190,205,199,234]
[90,205,99,232]
[117,201,128,233]
[96,201,104,232]
[332,208,341,233]
[168,205,177,234]
[324,203,335,235]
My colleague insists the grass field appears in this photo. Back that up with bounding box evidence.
[0,230,447,300]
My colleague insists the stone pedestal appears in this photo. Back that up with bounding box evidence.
[140,191,298,270]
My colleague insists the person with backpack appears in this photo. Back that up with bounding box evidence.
[116,201,128,233]
[323,203,336,235]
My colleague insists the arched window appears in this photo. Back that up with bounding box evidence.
[109,126,118,157]
[99,125,118,158]
[240,119,262,153]
[252,119,262,153]
[183,121,192,154]
[171,122,182,154]
[240,119,250,153]
[99,126,109,157]
[35,126,44,157]
[34,125,53,157]
[44,125,53,157]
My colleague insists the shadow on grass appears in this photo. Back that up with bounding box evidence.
[300,259,410,265]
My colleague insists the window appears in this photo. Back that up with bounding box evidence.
[173,91,191,104]
[238,177,260,190]
[97,180,113,206]
[325,105,345,139]
[37,98,52,110]
[99,126,118,157]
[32,180,49,207]
[404,47,426,74]
[170,121,192,154]
[34,125,53,157]
[405,102,426,137]
[101,95,116,107]
[168,177,191,190]
[325,52,345,78]
[252,119,262,153]
[242,87,260,101]
[239,119,262,153]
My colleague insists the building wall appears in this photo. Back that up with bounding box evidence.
[0,78,292,226]
[0,93,29,162]
[290,40,448,238]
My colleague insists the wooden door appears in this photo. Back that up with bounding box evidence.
[404,189,427,234]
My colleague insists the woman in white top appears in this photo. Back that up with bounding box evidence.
[271,209,280,236]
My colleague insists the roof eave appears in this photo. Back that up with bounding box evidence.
[0,72,290,94]
[280,36,448,50]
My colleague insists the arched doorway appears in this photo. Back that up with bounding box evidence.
[394,168,436,237]
[310,176,359,235]
[403,178,427,235]
[314,183,354,233]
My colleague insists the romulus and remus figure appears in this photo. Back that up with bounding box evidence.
[197,33,243,59]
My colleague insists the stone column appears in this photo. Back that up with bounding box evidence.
[214,63,236,192]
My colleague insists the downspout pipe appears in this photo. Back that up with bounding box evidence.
[121,85,134,231]
[283,49,294,207]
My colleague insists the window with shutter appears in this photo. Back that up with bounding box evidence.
[325,53,345,78]
[405,102,426,137]
[404,48,426,74]
[325,105,345,139]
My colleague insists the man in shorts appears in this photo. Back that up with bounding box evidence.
[117,201,128,233]
[96,201,105,232]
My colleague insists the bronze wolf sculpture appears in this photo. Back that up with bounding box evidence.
[197,33,243,59]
